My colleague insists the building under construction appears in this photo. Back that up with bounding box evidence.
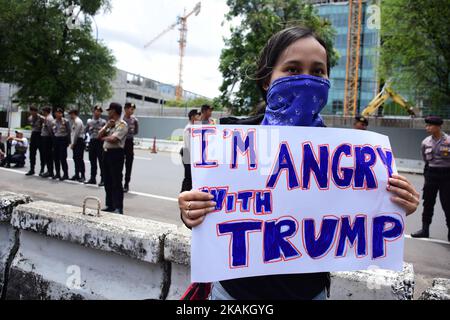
[308,0,380,116]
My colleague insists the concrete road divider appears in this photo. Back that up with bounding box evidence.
[419,278,450,300]
[330,263,415,300]
[164,226,192,300]
[5,200,176,300]
[0,192,32,297]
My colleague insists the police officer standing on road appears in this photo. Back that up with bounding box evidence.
[122,102,139,193]
[40,107,55,178]
[85,106,107,186]
[412,116,450,241]
[69,109,86,183]
[52,108,71,181]
[26,106,45,176]
[98,103,128,215]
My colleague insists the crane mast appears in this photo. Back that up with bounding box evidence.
[343,0,363,116]
[144,2,201,101]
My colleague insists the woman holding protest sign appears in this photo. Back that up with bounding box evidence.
[178,26,420,301]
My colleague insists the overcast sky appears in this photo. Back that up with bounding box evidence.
[93,0,230,99]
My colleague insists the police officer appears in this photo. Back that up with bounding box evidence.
[354,115,369,130]
[40,107,55,178]
[85,106,107,186]
[26,106,45,176]
[69,109,86,183]
[52,108,71,181]
[98,103,128,215]
[0,130,28,168]
[412,116,450,241]
[123,102,139,193]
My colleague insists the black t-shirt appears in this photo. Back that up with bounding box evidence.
[220,273,329,300]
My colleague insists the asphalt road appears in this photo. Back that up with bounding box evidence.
[0,149,448,298]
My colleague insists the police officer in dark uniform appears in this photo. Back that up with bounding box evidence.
[122,102,139,193]
[98,103,128,215]
[40,107,55,178]
[354,115,369,130]
[26,106,45,176]
[52,108,71,181]
[412,116,450,241]
[85,106,107,186]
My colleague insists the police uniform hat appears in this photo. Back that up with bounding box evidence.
[124,102,136,110]
[107,102,123,115]
[355,115,369,126]
[55,108,65,114]
[425,116,443,126]
[93,105,103,113]
[68,109,79,115]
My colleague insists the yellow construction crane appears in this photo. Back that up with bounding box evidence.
[343,0,364,117]
[361,83,417,117]
[144,2,201,101]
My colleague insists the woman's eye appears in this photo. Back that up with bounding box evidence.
[287,68,300,74]
[314,69,325,76]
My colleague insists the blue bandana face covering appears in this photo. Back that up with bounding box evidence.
[262,74,331,127]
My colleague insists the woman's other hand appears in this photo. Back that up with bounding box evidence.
[388,174,420,216]
[179,191,217,228]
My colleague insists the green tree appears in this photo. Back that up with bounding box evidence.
[166,97,223,111]
[0,0,116,112]
[218,0,338,115]
[380,0,450,116]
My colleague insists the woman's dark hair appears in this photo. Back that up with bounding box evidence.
[255,26,331,101]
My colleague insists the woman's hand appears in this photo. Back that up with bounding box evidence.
[179,191,217,228]
[387,174,420,216]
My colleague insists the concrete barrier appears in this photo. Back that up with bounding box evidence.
[330,263,415,300]
[0,192,425,300]
[4,200,177,300]
[164,226,191,300]
[0,192,32,297]
[419,278,450,300]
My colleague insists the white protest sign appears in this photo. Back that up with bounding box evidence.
[190,125,405,283]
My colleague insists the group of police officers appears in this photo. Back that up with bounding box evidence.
[24,102,139,215]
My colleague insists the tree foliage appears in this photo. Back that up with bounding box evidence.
[0,0,116,111]
[218,0,338,115]
[380,0,450,115]
[166,97,222,111]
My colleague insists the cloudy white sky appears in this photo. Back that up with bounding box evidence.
[93,0,231,99]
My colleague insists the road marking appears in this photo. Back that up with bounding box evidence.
[0,167,178,203]
[127,191,177,202]
[405,235,449,245]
